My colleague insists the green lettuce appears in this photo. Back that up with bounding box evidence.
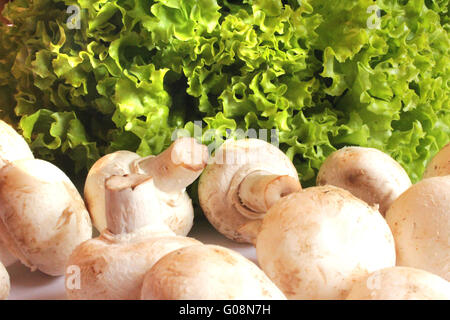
[0,0,448,191]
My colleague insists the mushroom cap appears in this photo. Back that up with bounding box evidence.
[84,151,141,232]
[385,176,450,281]
[346,267,450,300]
[66,231,201,300]
[0,159,92,276]
[0,120,34,266]
[423,142,450,178]
[0,120,34,168]
[316,146,412,215]
[85,151,194,236]
[256,185,396,300]
[0,261,10,300]
[141,244,286,300]
[199,138,299,243]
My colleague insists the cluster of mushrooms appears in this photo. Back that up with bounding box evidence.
[0,119,449,300]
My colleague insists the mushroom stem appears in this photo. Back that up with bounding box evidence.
[237,171,301,218]
[132,137,208,193]
[105,174,164,235]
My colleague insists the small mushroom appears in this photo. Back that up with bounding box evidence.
[141,244,287,300]
[346,267,450,300]
[423,142,450,178]
[66,173,202,300]
[316,146,411,215]
[0,120,34,267]
[0,159,92,276]
[256,185,396,300]
[85,137,208,234]
[0,261,10,300]
[199,138,301,244]
[385,176,450,281]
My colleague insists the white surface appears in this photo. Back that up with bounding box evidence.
[7,218,258,300]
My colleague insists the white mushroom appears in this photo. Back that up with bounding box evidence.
[256,185,396,299]
[0,261,10,300]
[0,120,34,168]
[385,176,450,281]
[85,137,208,234]
[66,173,202,300]
[346,267,450,300]
[0,159,92,276]
[316,146,411,215]
[0,120,34,267]
[199,138,301,244]
[423,142,450,178]
[141,244,286,300]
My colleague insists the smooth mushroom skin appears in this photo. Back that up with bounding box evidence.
[85,138,208,235]
[423,142,450,178]
[0,120,35,267]
[141,244,287,300]
[66,230,201,300]
[199,138,301,244]
[385,176,450,281]
[0,159,93,276]
[0,120,34,168]
[0,261,10,300]
[316,147,412,215]
[256,185,396,300]
[346,267,450,300]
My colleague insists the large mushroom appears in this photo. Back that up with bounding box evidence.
[385,176,450,281]
[0,159,92,276]
[0,261,10,300]
[0,120,34,267]
[141,244,286,300]
[346,267,450,300]
[316,146,412,215]
[198,138,301,244]
[66,173,202,300]
[256,185,396,299]
[423,142,450,178]
[85,137,208,234]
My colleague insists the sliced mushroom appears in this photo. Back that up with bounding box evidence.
[256,185,396,299]
[0,159,92,276]
[141,244,286,300]
[66,173,202,300]
[316,146,411,215]
[85,137,208,235]
[199,138,301,244]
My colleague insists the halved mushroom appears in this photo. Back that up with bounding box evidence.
[66,173,202,300]
[141,244,286,300]
[0,120,34,266]
[0,159,92,276]
[316,146,412,215]
[256,185,396,299]
[199,138,301,244]
[0,261,10,300]
[85,137,208,235]
[346,267,450,300]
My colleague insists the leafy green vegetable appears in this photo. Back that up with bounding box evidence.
[0,0,448,190]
